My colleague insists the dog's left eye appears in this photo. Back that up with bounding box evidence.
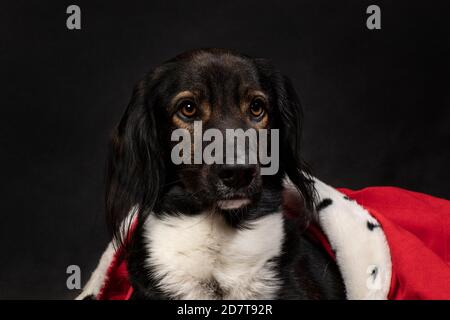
[178,100,197,118]
[249,98,266,119]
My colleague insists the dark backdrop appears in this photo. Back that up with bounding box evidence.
[0,0,448,299]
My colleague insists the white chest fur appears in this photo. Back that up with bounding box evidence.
[143,212,285,299]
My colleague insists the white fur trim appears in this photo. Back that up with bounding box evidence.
[76,206,137,300]
[76,242,115,300]
[284,177,392,299]
[83,179,393,300]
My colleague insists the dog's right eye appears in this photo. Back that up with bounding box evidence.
[178,100,197,119]
[249,97,266,119]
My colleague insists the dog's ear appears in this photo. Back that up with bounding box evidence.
[276,75,316,214]
[106,74,165,247]
[254,58,316,217]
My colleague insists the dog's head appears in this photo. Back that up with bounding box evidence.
[106,49,315,242]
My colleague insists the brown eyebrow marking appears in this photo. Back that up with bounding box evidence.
[171,91,196,106]
[240,90,268,110]
[251,90,268,100]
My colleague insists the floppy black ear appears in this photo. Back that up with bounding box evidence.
[105,75,164,246]
[254,58,316,216]
[276,75,316,213]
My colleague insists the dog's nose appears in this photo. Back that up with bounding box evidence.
[217,165,257,189]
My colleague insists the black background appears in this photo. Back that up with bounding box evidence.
[0,0,448,299]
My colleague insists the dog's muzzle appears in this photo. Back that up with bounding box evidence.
[213,164,259,210]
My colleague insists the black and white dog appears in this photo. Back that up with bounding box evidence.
[101,49,346,299]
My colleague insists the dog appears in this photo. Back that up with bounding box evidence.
[105,48,346,299]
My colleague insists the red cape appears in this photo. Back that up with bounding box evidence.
[91,187,450,300]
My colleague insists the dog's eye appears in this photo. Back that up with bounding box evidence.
[249,98,266,118]
[178,100,197,118]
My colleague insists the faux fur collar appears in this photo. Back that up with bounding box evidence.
[77,177,392,300]
[284,178,392,299]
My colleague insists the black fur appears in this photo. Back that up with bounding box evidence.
[105,48,345,299]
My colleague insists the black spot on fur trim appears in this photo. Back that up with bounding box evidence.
[371,266,379,279]
[367,221,380,231]
[82,294,96,300]
[316,198,333,212]
[343,195,354,201]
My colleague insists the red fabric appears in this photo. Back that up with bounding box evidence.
[97,221,137,300]
[97,246,133,300]
[338,187,450,300]
[306,223,336,260]
[97,187,450,300]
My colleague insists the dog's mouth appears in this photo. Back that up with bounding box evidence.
[216,197,251,210]
[214,179,262,211]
